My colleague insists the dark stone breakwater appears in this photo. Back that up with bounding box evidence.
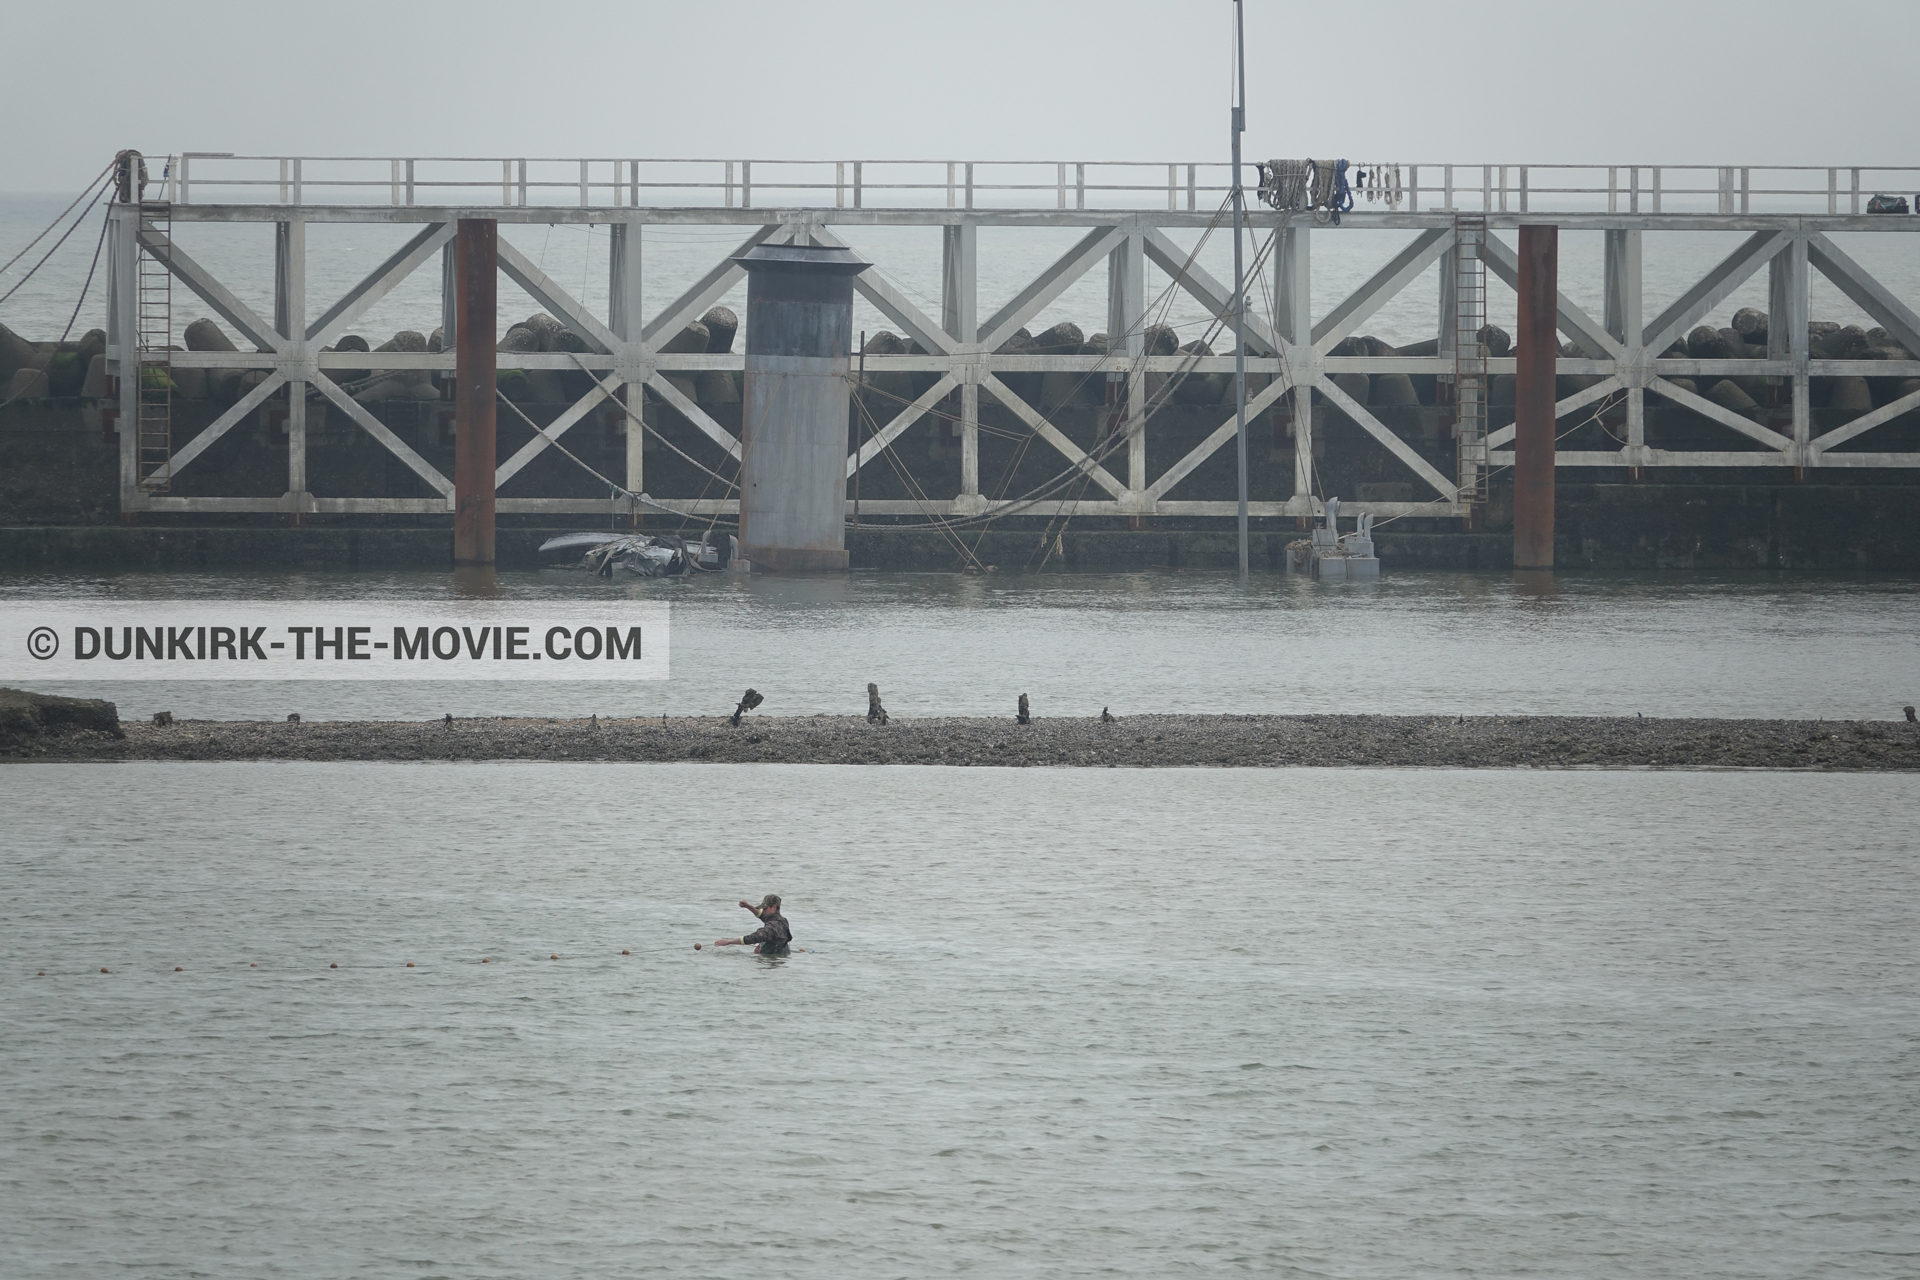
[6,701,1918,770]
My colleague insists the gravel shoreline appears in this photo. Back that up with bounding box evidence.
[8,713,1920,770]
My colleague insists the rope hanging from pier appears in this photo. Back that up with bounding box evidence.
[1257,159,1352,224]
[1353,163,1405,211]
[1309,160,1353,225]
[1256,159,1312,212]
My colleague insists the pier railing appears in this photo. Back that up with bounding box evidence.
[100,160,1920,526]
[149,155,1920,217]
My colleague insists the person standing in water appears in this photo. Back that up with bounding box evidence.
[714,894,792,954]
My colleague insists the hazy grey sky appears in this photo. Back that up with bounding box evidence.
[4,0,1911,192]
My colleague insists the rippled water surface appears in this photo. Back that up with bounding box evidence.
[4,568,1919,722]
[3,764,1916,1278]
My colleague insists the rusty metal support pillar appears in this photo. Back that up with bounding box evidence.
[453,219,497,567]
[1514,224,1557,570]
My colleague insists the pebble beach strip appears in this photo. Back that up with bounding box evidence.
[13,713,1920,770]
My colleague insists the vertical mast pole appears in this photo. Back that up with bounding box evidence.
[1231,0,1249,576]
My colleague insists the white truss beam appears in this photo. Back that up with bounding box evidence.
[1810,384,1920,457]
[1482,234,1626,359]
[645,371,741,459]
[981,373,1127,499]
[1647,377,1791,451]
[1141,227,1282,355]
[848,374,960,477]
[807,226,956,356]
[1146,376,1291,500]
[1312,228,1451,353]
[977,225,1124,351]
[495,236,621,354]
[1317,375,1458,498]
[641,224,785,347]
[107,195,1920,523]
[1806,232,1920,357]
[311,376,456,498]
[155,373,288,479]
[1641,230,1789,357]
[1487,376,1625,448]
[305,223,454,346]
[495,373,621,487]
[135,229,284,352]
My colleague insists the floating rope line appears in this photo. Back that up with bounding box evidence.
[0,157,114,282]
[0,175,114,312]
[0,175,117,414]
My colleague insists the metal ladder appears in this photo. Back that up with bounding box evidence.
[1452,214,1489,509]
[136,200,173,492]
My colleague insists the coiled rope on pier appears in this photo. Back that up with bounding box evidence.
[1256,158,1352,225]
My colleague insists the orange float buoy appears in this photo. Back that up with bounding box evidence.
[406,962,415,968]
[550,954,558,960]
[694,943,702,950]
[100,967,109,973]
[329,963,337,969]
[36,971,45,976]
[250,962,257,967]
[174,966,183,972]
[481,958,489,964]
[622,950,630,955]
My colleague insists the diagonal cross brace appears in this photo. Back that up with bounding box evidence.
[981,373,1127,499]
[647,372,741,460]
[311,375,456,497]
[1487,375,1624,448]
[1146,376,1292,500]
[1313,228,1452,353]
[1810,383,1920,455]
[306,223,454,346]
[858,270,958,357]
[150,372,288,481]
[496,236,621,354]
[136,230,283,352]
[1141,226,1282,356]
[495,374,621,488]
[1807,232,1920,358]
[642,224,787,347]
[1482,234,1625,359]
[1317,375,1459,498]
[1641,231,1789,358]
[977,225,1125,352]
[848,374,959,477]
[1648,377,1791,451]
[806,226,956,355]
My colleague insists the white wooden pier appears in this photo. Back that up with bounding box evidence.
[105,156,1920,523]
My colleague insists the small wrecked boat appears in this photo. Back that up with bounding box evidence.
[537,531,732,578]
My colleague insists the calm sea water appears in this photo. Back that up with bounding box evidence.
[4,193,1916,352]
[3,568,1918,723]
[3,763,1915,1278]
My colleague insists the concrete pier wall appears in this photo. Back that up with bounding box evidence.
[2,481,1918,572]
[7,305,1920,572]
